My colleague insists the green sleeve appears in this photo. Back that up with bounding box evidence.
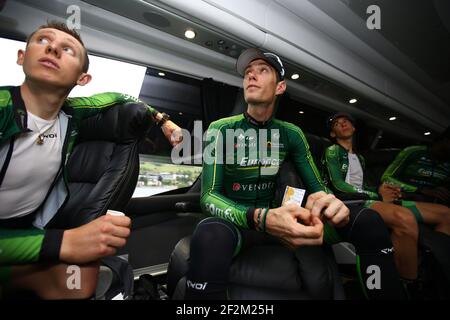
[200,121,251,228]
[0,229,44,265]
[381,147,419,192]
[0,228,63,265]
[325,146,378,199]
[66,92,159,120]
[285,123,329,194]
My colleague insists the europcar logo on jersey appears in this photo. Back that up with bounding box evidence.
[232,183,241,191]
[123,94,140,103]
[240,157,281,167]
[418,168,433,177]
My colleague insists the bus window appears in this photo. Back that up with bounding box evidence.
[134,68,203,197]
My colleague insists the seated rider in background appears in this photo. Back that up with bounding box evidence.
[382,127,450,208]
[323,113,448,298]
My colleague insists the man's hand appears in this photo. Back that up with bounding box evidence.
[263,203,323,248]
[60,214,131,264]
[305,191,349,227]
[161,120,183,146]
[378,183,401,202]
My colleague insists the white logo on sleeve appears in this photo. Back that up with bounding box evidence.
[66,265,81,290]
[366,265,381,290]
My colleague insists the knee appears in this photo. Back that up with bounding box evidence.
[46,264,99,300]
[439,213,450,233]
[350,208,392,250]
[357,208,389,234]
[191,218,237,253]
[77,267,100,299]
[443,209,450,225]
[392,208,418,239]
[58,265,99,299]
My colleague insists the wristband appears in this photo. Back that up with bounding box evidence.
[261,208,270,233]
[256,208,263,232]
[157,112,170,127]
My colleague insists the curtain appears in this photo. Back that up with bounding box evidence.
[201,78,239,129]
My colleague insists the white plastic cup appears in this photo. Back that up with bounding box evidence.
[106,210,125,217]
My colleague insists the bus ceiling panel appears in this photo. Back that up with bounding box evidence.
[262,2,448,130]
[0,0,56,40]
[82,0,253,62]
[265,34,446,133]
[309,0,450,106]
[154,0,449,130]
[82,27,243,87]
[274,0,450,121]
[155,0,267,47]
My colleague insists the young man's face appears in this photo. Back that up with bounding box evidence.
[17,28,90,89]
[243,59,286,105]
[330,116,355,139]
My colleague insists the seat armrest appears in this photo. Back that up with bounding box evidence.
[174,201,201,213]
[342,200,366,206]
[335,192,370,201]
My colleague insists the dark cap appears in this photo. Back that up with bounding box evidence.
[236,48,285,80]
[326,112,355,131]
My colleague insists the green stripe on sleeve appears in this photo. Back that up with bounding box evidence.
[0,228,45,265]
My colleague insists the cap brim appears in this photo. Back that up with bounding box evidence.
[328,112,355,130]
[236,48,267,77]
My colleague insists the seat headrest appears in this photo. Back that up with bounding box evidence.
[76,102,152,144]
[362,148,401,166]
[305,133,332,165]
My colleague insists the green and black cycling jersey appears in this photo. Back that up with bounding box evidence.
[324,144,428,223]
[324,144,379,199]
[200,112,328,229]
[381,145,450,192]
[0,86,158,267]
